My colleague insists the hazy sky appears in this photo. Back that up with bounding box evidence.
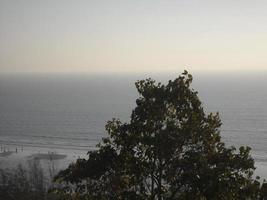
[1,0,267,74]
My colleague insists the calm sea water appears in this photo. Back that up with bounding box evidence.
[0,72,267,168]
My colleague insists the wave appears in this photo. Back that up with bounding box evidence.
[222,129,267,133]
[0,140,97,151]
[0,133,103,142]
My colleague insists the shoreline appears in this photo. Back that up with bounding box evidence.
[0,144,266,181]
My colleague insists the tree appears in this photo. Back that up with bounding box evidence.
[53,71,265,199]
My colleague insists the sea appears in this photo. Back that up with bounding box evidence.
[0,72,267,178]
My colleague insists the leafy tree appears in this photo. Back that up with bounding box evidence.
[53,71,265,199]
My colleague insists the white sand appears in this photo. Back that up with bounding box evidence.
[0,145,88,172]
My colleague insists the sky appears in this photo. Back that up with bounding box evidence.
[1,0,267,74]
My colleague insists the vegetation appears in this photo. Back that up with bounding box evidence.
[53,71,267,199]
[0,159,58,200]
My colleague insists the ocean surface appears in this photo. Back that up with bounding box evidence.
[0,72,267,177]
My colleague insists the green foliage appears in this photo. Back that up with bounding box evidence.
[54,71,266,199]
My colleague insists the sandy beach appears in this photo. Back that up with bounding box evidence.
[0,145,88,175]
[0,144,267,181]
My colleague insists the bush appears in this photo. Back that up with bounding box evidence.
[0,159,59,200]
